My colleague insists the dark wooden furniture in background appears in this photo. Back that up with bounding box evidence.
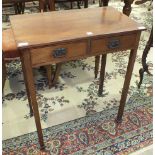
[2,0,135,16]
[99,0,134,16]
[135,0,153,88]
[2,0,88,14]
[46,0,88,11]
[9,7,145,149]
[138,27,153,88]
[2,0,44,14]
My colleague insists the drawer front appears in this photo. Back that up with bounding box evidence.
[30,41,87,66]
[91,33,137,54]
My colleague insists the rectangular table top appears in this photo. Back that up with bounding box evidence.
[10,7,145,49]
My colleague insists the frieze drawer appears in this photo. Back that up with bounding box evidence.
[30,40,87,66]
[91,33,138,54]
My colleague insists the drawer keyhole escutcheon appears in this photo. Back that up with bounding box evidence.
[108,39,120,49]
[52,48,67,58]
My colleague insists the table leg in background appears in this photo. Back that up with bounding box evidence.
[98,54,107,96]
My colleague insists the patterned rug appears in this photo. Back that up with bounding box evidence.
[2,0,153,154]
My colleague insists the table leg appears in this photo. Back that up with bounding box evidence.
[123,0,134,16]
[45,65,53,89]
[21,58,33,117]
[52,63,62,86]
[21,50,45,149]
[95,56,100,79]
[116,49,138,123]
[98,54,107,96]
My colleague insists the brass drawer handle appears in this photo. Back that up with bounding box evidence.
[108,39,120,49]
[52,48,67,58]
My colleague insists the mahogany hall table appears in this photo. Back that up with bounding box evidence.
[10,7,145,149]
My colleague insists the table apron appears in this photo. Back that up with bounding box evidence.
[29,32,139,67]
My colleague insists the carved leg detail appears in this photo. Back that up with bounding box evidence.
[138,27,153,88]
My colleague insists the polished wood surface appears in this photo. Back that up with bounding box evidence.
[10,7,143,49]
[9,7,145,149]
